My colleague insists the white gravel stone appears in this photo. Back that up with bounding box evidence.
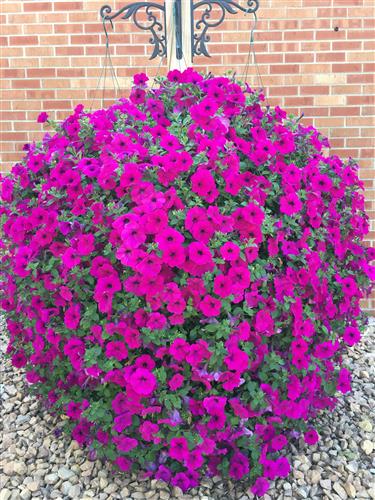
[333,482,348,499]
[320,479,332,490]
[68,484,81,498]
[19,490,31,500]
[344,482,357,498]
[310,469,321,484]
[45,473,59,485]
[359,420,373,433]
[0,489,12,500]
[361,440,374,455]
[57,467,75,480]
[346,461,359,473]
[25,481,39,493]
[2,463,14,476]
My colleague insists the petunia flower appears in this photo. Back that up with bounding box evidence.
[304,428,319,445]
[129,368,157,397]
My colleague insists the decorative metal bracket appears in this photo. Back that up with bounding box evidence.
[100,3,167,59]
[191,0,259,57]
[100,0,259,60]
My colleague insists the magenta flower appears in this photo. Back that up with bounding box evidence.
[169,437,189,462]
[61,248,80,270]
[255,309,274,336]
[147,312,167,331]
[133,72,149,85]
[188,242,213,266]
[171,472,191,492]
[343,326,361,346]
[37,112,49,123]
[169,338,190,361]
[229,452,249,480]
[64,304,81,330]
[251,477,270,496]
[11,350,27,368]
[224,348,249,373]
[203,396,227,414]
[313,341,338,359]
[270,434,288,451]
[304,428,319,445]
[105,341,128,361]
[140,421,159,442]
[280,192,303,216]
[213,274,231,298]
[114,436,138,452]
[200,295,221,317]
[129,368,157,397]
[220,242,240,261]
[66,401,84,420]
[115,456,132,471]
[155,465,172,483]
[71,420,91,445]
[76,233,95,256]
[337,367,351,393]
[168,373,184,391]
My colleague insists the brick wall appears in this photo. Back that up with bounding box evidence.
[1,0,374,310]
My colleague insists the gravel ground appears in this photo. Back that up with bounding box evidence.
[1,316,374,500]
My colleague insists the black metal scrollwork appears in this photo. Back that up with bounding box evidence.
[100,3,167,60]
[191,0,259,57]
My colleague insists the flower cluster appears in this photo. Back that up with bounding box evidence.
[0,69,373,495]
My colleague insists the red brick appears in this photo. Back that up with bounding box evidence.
[300,19,331,29]
[284,97,314,106]
[316,52,346,62]
[333,63,362,72]
[23,2,52,12]
[56,68,86,77]
[285,53,314,63]
[114,45,146,55]
[316,29,346,40]
[317,8,348,17]
[53,2,83,10]
[347,95,374,105]
[9,36,39,45]
[12,79,40,89]
[348,30,374,39]
[363,63,375,73]
[0,69,25,78]
[26,90,55,99]
[300,85,330,95]
[40,35,69,45]
[270,64,300,74]
[269,86,296,96]
[302,107,330,117]
[284,31,314,41]
[27,68,56,78]
[71,35,99,45]
[331,106,361,116]
[347,74,374,83]
[54,24,84,34]
[333,41,362,50]
[56,46,84,56]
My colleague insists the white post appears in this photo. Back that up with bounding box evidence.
[181,0,192,68]
[165,0,192,71]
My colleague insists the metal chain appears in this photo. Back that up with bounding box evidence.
[243,11,270,107]
[89,16,121,111]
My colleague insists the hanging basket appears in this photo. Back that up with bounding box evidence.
[0,69,373,495]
